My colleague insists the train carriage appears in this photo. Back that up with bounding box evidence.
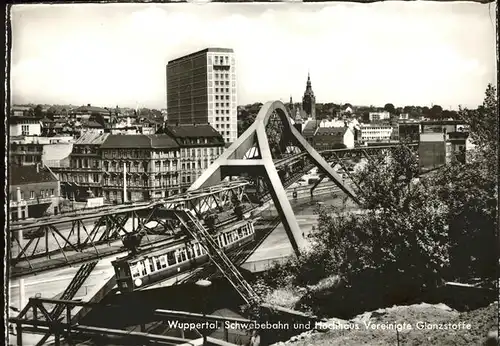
[112,220,255,292]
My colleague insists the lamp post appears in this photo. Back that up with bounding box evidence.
[196,279,212,345]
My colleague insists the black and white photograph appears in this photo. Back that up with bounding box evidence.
[4,1,498,345]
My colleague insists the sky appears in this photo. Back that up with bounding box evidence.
[10,2,497,110]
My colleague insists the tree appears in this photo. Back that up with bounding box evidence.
[361,112,370,123]
[403,105,414,114]
[238,108,256,136]
[307,145,450,309]
[248,102,263,115]
[429,105,443,119]
[383,103,395,114]
[432,84,498,280]
[34,104,43,117]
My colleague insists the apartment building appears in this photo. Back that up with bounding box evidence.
[313,127,355,150]
[10,115,42,137]
[359,124,395,142]
[100,134,181,203]
[10,135,74,166]
[56,132,110,201]
[9,164,61,220]
[161,124,226,191]
[166,48,238,144]
[369,111,391,122]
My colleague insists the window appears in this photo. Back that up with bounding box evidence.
[131,264,140,278]
[159,256,167,269]
[20,191,25,200]
[21,125,29,135]
[30,191,35,199]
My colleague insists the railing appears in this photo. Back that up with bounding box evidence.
[8,298,204,346]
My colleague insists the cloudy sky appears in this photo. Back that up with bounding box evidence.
[10,2,497,110]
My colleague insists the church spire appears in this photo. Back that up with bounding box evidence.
[302,71,316,120]
[305,71,313,95]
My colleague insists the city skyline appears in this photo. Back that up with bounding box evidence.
[10,2,497,110]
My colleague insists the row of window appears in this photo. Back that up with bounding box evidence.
[102,150,179,159]
[63,174,100,183]
[214,80,230,86]
[213,72,234,80]
[71,159,99,169]
[181,147,224,156]
[215,117,232,122]
[15,189,55,201]
[11,145,43,152]
[215,109,231,115]
[72,146,98,154]
[210,55,232,65]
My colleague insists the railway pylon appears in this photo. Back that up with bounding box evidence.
[189,101,360,256]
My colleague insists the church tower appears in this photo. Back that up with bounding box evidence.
[302,72,316,120]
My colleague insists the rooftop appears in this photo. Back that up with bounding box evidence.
[168,48,234,64]
[316,127,348,136]
[302,120,321,136]
[9,116,43,124]
[74,105,110,114]
[421,120,467,125]
[82,120,104,128]
[75,132,110,145]
[101,134,179,149]
[10,164,58,186]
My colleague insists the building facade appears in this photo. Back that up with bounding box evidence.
[100,134,181,203]
[359,124,395,142]
[419,120,469,170]
[161,124,226,192]
[398,122,420,142]
[369,111,391,122]
[9,164,61,220]
[313,127,355,150]
[166,48,238,144]
[56,132,110,201]
[10,116,42,137]
[10,135,74,166]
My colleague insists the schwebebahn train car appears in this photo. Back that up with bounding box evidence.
[112,220,255,292]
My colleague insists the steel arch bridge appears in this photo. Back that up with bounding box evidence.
[190,100,361,255]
